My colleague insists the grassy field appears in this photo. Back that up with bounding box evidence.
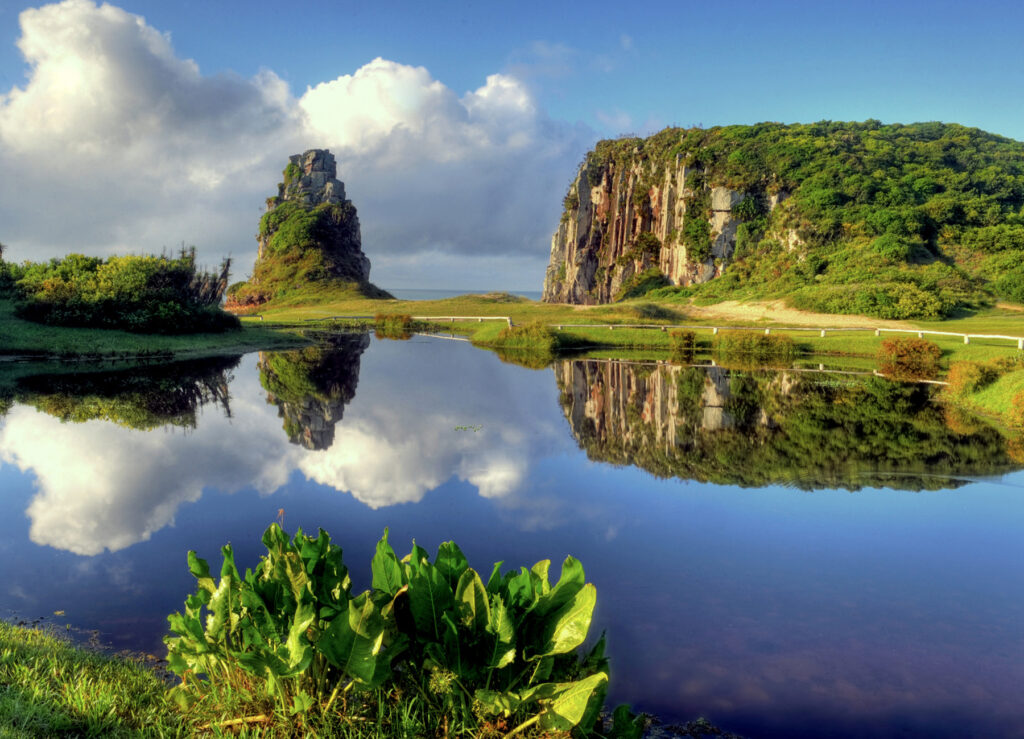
[245,290,1024,363]
[0,298,306,359]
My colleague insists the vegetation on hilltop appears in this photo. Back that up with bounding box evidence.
[570,121,1024,318]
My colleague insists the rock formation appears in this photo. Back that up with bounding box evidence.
[259,333,370,450]
[542,135,797,304]
[227,149,389,310]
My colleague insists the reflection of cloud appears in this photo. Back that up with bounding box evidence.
[0,346,572,555]
[0,384,296,555]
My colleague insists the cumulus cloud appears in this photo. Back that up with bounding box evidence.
[299,59,588,281]
[0,0,591,288]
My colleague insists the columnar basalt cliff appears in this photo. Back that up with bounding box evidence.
[554,359,1015,489]
[259,333,370,450]
[227,149,389,310]
[542,122,1024,316]
[543,134,793,304]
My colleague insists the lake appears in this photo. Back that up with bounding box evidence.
[1,334,1022,738]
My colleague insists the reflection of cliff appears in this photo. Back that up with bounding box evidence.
[259,333,369,450]
[13,356,239,430]
[556,360,1017,490]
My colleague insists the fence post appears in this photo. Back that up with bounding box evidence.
[765,328,771,335]
[918,332,923,338]
[875,329,880,337]
[964,335,970,344]
[712,327,719,335]
[820,330,826,337]
[1019,338,1023,350]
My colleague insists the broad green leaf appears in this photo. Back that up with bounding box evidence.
[319,593,387,686]
[528,584,596,659]
[454,568,489,631]
[284,597,316,672]
[407,557,453,640]
[610,704,645,739]
[485,593,515,669]
[371,529,405,596]
[281,551,310,604]
[187,551,216,594]
[535,672,608,731]
[220,544,241,582]
[535,556,585,619]
[531,559,551,593]
[435,541,469,589]
[474,689,523,717]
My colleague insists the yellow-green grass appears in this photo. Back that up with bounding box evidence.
[0,622,180,738]
[954,369,1024,426]
[0,298,307,358]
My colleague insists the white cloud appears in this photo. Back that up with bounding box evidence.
[0,1,592,289]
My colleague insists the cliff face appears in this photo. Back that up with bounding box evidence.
[259,333,370,450]
[542,140,794,304]
[227,149,387,310]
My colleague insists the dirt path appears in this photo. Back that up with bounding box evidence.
[681,300,915,329]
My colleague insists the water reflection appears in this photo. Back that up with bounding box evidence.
[260,334,369,450]
[556,359,1015,490]
[12,356,239,429]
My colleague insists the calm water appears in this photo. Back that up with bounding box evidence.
[1,335,1022,738]
[386,287,543,301]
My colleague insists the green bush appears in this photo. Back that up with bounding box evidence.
[877,337,942,380]
[614,267,670,301]
[493,322,563,353]
[669,330,697,362]
[712,331,797,367]
[13,251,238,334]
[166,526,612,736]
[374,313,414,340]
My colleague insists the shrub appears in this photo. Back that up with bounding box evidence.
[669,330,697,362]
[946,361,1001,396]
[614,267,669,301]
[374,313,414,340]
[877,337,942,380]
[493,322,562,353]
[166,526,612,735]
[712,331,797,367]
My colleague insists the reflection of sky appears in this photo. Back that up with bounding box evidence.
[1,339,1023,738]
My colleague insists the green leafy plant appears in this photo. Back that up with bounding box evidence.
[165,526,611,736]
[669,330,697,362]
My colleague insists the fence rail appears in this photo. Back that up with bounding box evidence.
[296,314,1023,349]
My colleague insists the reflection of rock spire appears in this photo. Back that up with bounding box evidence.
[259,333,370,450]
[555,359,1015,490]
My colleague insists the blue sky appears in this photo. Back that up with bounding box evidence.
[0,0,1021,289]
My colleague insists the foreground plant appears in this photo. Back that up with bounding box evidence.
[165,525,627,736]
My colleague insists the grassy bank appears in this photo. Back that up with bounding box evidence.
[0,622,179,738]
[0,298,306,359]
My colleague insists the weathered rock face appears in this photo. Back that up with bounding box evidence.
[542,136,793,304]
[227,149,387,311]
[259,333,370,450]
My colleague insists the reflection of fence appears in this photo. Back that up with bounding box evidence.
[548,323,1024,350]
[299,314,1023,350]
[305,315,514,327]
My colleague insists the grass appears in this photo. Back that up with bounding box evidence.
[0,622,180,738]
[0,298,306,359]
[0,622,610,738]
[246,288,1024,363]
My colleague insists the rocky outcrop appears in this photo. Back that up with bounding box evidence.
[542,134,792,304]
[259,333,370,450]
[226,149,388,311]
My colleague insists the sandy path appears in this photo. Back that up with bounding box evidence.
[679,300,914,329]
